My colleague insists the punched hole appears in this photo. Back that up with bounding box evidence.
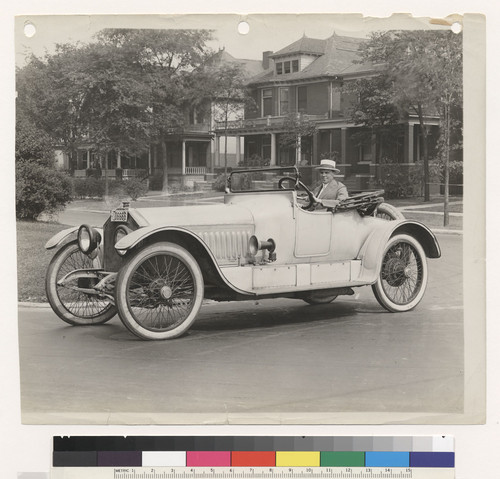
[238,21,250,35]
[24,22,36,38]
[451,22,462,34]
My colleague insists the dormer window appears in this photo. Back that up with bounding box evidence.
[275,58,300,75]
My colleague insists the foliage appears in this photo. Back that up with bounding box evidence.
[16,161,72,220]
[212,173,228,192]
[71,177,106,198]
[122,178,149,200]
[279,113,317,150]
[238,154,269,168]
[352,30,463,201]
[378,158,423,199]
[15,112,56,166]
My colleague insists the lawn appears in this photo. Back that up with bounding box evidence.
[16,221,72,302]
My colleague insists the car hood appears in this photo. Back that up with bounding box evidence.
[129,203,254,228]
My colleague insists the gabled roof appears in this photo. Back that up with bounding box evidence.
[248,33,374,85]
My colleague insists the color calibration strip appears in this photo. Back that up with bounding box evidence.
[52,436,454,469]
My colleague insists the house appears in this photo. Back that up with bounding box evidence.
[214,33,441,191]
[54,49,265,189]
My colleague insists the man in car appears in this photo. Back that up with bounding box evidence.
[311,159,348,210]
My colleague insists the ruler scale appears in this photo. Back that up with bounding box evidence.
[51,436,454,479]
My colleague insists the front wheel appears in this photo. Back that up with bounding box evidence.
[372,234,428,312]
[115,242,204,340]
[45,241,117,325]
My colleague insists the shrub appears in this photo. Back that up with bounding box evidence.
[122,178,148,200]
[149,174,163,191]
[16,161,72,220]
[378,160,423,199]
[71,177,105,198]
[212,173,228,192]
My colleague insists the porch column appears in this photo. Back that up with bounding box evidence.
[182,140,186,175]
[148,146,152,174]
[235,135,241,166]
[214,134,220,168]
[341,128,347,163]
[117,150,122,168]
[296,135,302,165]
[270,133,277,166]
[405,123,415,163]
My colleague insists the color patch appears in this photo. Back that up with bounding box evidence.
[97,451,142,467]
[231,451,276,467]
[52,451,97,467]
[365,452,409,467]
[320,452,365,467]
[410,452,455,468]
[276,451,320,467]
[142,451,186,467]
[186,451,231,467]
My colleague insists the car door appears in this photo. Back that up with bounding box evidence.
[294,206,333,257]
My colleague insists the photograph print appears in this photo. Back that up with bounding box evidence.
[14,13,485,424]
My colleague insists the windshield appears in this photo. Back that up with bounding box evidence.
[228,167,299,193]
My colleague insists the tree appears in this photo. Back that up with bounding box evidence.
[355,30,463,203]
[279,113,317,165]
[200,59,253,176]
[98,28,215,192]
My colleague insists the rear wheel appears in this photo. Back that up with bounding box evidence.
[45,241,116,325]
[115,242,204,340]
[372,234,428,312]
[375,203,405,220]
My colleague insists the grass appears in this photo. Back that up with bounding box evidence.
[16,221,72,302]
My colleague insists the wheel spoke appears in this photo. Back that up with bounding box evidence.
[127,252,196,332]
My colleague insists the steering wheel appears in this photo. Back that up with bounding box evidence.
[278,176,315,209]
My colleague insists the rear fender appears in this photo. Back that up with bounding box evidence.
[357,220,441,283]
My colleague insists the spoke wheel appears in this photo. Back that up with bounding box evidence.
[375,203,405,221]
[115,242,204,340]
[372,234,428,312]
[45,241,116,325]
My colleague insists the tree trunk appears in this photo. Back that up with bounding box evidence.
[103,153,109,198]
[161,139,169,193]
[417,104,430,201]
[443,103,450,227]
[224,127,228,177]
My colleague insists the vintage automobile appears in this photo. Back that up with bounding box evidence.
[45,166,441,340]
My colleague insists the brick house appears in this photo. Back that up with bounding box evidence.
[214,33,440,191]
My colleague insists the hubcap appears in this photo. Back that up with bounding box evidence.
[160,285,173,300]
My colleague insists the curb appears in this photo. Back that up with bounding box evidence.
[430,228,463,235]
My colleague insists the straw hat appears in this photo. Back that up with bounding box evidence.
[315,159,340,173]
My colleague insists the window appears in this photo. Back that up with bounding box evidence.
[298,86,307,112]
[292,60,299,72]
[279,88,289,115]
[262,88,273,116]
[276,62,283,75]
[284,61,291,74]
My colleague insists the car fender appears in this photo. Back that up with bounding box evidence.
[114,225,254,297]
[44,227,79,250]
[45,226,105,250]
[356,220,441,283]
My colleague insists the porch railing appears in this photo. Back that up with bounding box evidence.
[185,166,206,175]
[215,114,329,132]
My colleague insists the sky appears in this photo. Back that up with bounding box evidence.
[14,13,451,67]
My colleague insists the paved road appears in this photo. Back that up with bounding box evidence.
[18,234,463,424]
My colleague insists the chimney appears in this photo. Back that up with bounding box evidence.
[262,51,272,70]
